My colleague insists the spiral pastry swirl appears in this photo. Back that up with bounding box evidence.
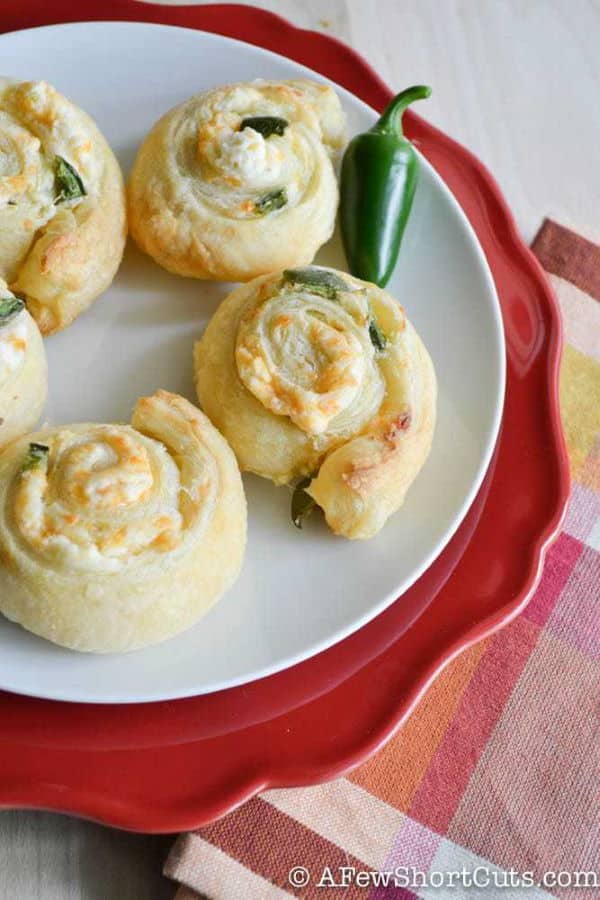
[195,267,437,539]
[0,278,47,448]
[0,391,246,652]
[128,79,345,282]
[0,78,126,334]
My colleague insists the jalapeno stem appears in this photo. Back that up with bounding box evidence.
[375,85,432,136]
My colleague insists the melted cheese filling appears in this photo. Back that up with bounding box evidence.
[0,80,101,280]
[13,427,186,573]
[236,279,385,436]
[0,111,46,201]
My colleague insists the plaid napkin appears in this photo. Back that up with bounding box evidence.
[165,220,600,900]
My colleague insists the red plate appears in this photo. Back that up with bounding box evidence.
[0,1,569,831]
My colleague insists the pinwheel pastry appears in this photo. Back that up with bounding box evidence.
[0,78,126,335]
[194,266,437,539]
[0,279,47,448]
[128,79,345,282]
[0,391,246,653]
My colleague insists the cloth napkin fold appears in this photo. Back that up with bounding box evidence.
[165,220,600,900]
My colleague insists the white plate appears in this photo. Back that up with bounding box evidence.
[0,22,505,703]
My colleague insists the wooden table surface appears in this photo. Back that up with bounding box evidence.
[1,2,598,897]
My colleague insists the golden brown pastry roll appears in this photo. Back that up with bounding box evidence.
[0,279,47,448]
[128,79,345,282]
[194,266,437,539]
[0,78,126,334]
[0,391,246,652]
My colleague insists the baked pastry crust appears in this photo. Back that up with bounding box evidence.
[195,267,437,539]
[128,79,344,281]
[0,78,126,335]
[0,391,246,652]
[0,279,47,448]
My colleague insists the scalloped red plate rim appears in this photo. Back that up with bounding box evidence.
[0,1,570,832]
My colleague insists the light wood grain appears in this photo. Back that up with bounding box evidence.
[343,0,600,241]
[0,811,173,899]
[1,1,599,897]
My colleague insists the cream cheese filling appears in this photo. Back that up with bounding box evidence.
[216,127,284,186]
[0,311,27,385]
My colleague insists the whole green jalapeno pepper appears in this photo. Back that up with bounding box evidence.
[340,85,432,287]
